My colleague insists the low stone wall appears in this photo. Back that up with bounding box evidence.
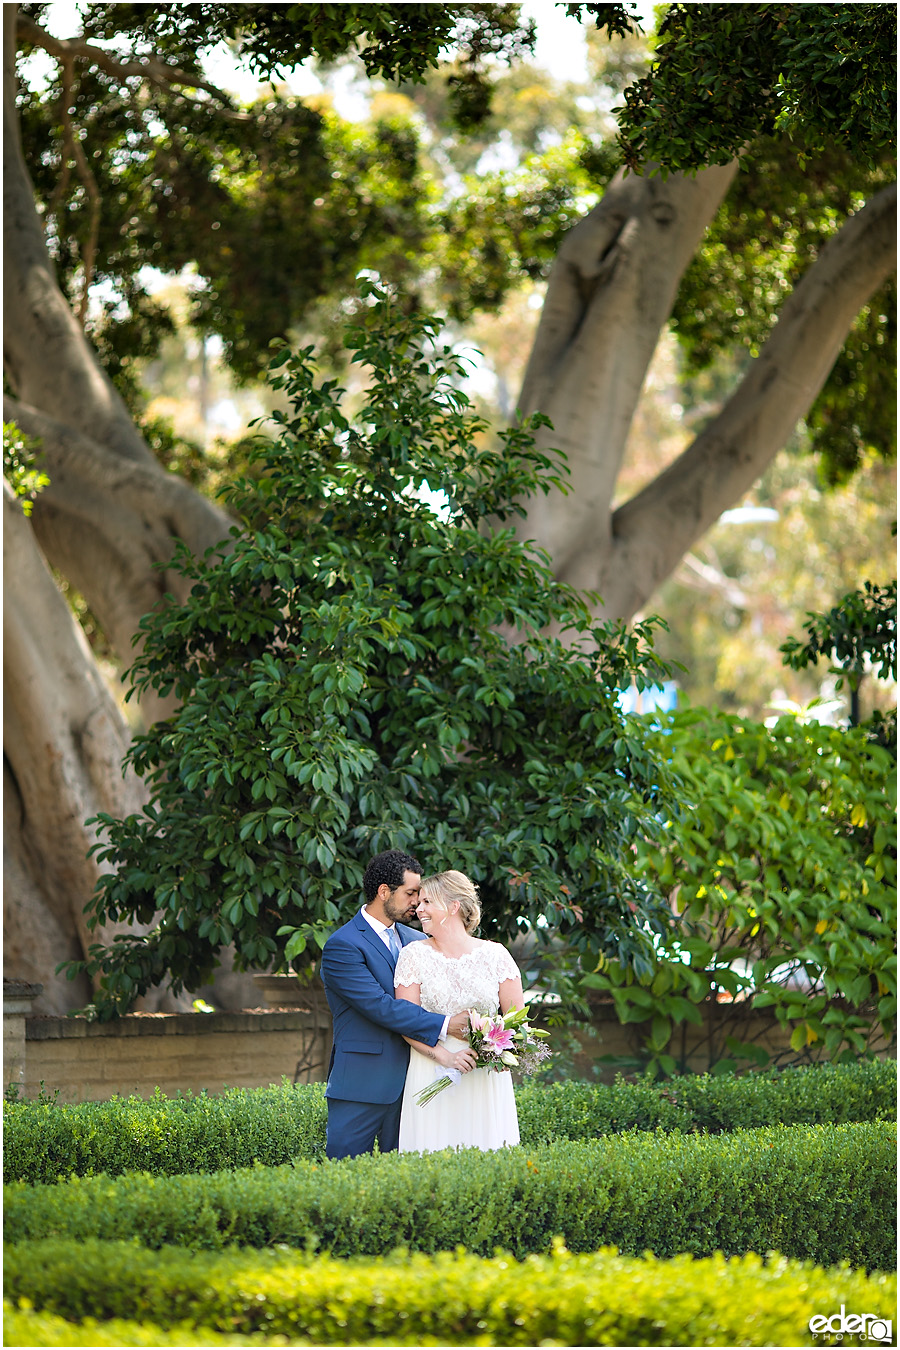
[22,1008,331,1103]
[8,993,893,1104]
[4,979,42,1096]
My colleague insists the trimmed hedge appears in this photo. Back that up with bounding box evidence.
[4,1241,896,1347]
[5,1124,895,1270]
[518,1058,896,1141]
[1,1306,271,1348]
[2,1081,327,1186]
[4,1059,894,1186]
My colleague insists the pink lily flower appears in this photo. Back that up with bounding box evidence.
[485,1022,515,1051]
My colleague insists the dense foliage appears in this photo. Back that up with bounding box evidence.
[76,2,536,89]
[4,1242,895,1347]
[16,3,895,477]
[582,711,896,1075]
[71,287,677,1015]
[5,1061,894,1185]
[617,4,896,174]
[6,1123,895,1268]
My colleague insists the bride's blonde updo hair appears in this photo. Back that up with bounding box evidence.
[420,870,481,934]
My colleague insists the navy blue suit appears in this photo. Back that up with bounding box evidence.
[320,910,446,1159]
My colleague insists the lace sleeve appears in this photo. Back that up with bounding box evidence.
[492,943,521,984]
[394,943,422,989]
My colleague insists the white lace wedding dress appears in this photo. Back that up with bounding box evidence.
[394,939,521,1153]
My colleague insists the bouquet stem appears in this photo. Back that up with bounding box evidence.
[415,1067,461,1107]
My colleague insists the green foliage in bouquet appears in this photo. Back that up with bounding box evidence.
[70,282,677,1017]
[581,710,896,1075]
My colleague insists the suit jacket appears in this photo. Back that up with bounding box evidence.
[320,910,446,1104]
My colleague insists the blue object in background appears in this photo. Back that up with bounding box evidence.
[618,681,679,716]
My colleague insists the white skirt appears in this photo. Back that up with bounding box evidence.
[398,1036,520,1154]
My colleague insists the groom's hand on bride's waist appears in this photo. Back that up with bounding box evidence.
[446,1012,471,1038]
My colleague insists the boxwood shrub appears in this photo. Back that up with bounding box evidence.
[4,1059,894,1186]
[0,1305,270,1347]
[516,1057,896,1141]
[4,1240,896,1347]
[5,1123,895,1271]
[3,1081,328,1185]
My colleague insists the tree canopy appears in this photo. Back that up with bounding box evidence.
[16,2,895,474]
[617,2,896,174]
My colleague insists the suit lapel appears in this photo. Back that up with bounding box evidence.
[353,910,395,978]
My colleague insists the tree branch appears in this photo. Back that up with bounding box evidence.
[4,395,232,713]
[511,161,737,574]
[607,181,897,619]
[16,14,234,105]
[57,55,101,327]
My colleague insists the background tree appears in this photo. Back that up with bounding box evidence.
[73,288,677,1017]
[4,2,895,1009]
[780,578,897,738]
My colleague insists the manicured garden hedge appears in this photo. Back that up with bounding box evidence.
[517,1057,896,1141]
[5,1059,894,1185]
[5,1124,895,1270]
[3,1081,327,1186]
[1,1305,269,1348]
[4,1241,896,1347]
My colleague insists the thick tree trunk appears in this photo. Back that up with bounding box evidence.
[3,5,232,723]
[2,394,232,722]
[4,483,143,1011]
[3,10,238,1009]
[517,167,897,620]
[513,162,739,583]
[609,182,897,618]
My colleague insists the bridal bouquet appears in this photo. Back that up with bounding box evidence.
[415,1005,551,1106]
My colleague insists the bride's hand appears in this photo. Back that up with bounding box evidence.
[437,1045,477,1073]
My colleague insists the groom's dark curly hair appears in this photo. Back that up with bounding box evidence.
[363,849,423,902]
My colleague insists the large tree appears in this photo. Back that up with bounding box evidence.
[4,3,895,1010]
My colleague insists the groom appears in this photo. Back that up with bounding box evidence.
[320,848,471,1159]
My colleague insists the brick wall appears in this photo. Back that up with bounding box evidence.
[23,1009,331,1103]
[11,998,893,1104]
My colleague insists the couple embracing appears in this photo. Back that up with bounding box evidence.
[320,848,524,1159]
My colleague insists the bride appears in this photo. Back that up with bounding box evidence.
[394,869,524,1153]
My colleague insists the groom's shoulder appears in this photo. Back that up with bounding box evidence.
[398,924,427,942]
[323,912,364,949]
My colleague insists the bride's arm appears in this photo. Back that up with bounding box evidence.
[499,974,525,1016]
[396,982,477,1072]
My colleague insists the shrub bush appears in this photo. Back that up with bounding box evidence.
[517,1058,896,1141]
[5,1060,893,1186]
[2,1081,328,1185]
[75,285,677,1016]
[4,1241,896,1347]
[585,709,897,1074]
[1,1304,271,1347]
[5,1124,895,1270]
